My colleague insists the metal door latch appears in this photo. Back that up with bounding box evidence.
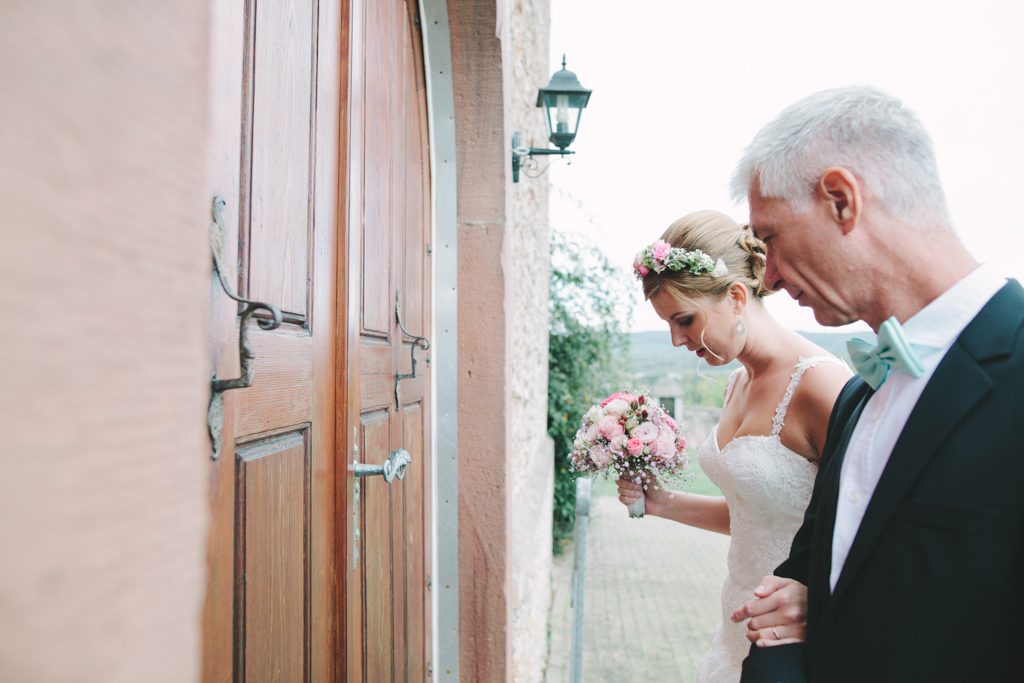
[394,290,430,409]
[353,448,412,484]
[207,196,283,460]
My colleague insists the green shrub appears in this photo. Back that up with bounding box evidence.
[547,231,635,552]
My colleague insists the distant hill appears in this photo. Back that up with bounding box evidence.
[630,329,856,369]
[627,329,858,407]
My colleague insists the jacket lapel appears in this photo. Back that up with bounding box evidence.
[827,344,992,606]
[824,280,1024,608]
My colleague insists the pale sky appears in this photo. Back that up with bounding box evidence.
[546,0,1024,334]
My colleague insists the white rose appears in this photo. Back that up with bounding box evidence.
[604,399,629,417]
[585,423,599,442]
[609,434,628,453]
[591,446,613,468]
[630,421,659,444]
[587,405,606,422]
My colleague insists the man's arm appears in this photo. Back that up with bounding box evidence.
[733,378,856,645]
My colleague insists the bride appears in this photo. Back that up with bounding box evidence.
[618,210,851,683]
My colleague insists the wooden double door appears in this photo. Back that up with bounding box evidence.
[203,0,432,680]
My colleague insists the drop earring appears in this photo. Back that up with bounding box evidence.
[733,318,746,336]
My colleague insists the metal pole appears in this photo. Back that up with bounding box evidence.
[570,478,591,683]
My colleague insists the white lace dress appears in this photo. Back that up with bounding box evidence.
[694,356,847,683]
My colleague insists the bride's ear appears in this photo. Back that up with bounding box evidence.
[728,282,749,315]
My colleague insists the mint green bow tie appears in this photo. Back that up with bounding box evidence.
[847,317,926,390]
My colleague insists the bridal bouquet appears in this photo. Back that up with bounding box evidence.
[570,392,689,518]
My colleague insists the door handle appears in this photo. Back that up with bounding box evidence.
[206,196,283,460]
[353,448,412,484]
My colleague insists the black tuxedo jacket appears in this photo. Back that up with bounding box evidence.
[741,280,1024,683]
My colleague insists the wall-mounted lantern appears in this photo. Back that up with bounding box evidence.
[512,55,592,183]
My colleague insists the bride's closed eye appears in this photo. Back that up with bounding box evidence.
[673,315,694,327]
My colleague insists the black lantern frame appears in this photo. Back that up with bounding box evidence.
[512,56,592,183]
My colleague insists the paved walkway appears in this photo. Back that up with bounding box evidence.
[545,496,731,683]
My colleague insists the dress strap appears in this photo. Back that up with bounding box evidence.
[722,367,745,409]
[771,356,849,437]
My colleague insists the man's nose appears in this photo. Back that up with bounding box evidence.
[763,249,785,292]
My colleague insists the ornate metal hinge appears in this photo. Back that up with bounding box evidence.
[207,196,283,460]
[394,290,430,409]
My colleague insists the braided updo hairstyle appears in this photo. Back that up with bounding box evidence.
[641,210,771,303]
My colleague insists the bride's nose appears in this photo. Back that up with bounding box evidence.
[670,328,688,347]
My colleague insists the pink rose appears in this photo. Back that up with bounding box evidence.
[609,434,628,453]
[626,438,644,456]
[654,428,676,460]
[630,421,658,444]
[585,423,599,442]
[601,391,637,408]
[664,415,677,431]
[651,239,671,261]
[591,446,613,468]
[597,415,621,440]
[633,253,650,277]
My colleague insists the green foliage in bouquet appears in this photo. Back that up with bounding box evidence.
[548,230,636,553]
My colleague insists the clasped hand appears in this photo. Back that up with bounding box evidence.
[616,476,670,514]
[730,576,808,647]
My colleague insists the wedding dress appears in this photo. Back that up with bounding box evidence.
[694,356,847,683]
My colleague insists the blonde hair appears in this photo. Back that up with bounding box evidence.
[641,210,771,303]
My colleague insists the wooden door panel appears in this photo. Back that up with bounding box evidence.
[359,374,399,411]
[248,0,316,319]
[402,403,425,678]
[395,4,419,331]
[358,342,395,376]
[360,0,395,338]
[360,411,395,683]
[235,332,314,437]
[347,1,430,681]
[236,431,311,682]
[205,0,341,681]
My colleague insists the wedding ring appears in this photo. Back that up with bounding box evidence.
[772,626,780,640]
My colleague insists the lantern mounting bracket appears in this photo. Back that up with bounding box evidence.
[511,132,574,183]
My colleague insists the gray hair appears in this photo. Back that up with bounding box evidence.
[730,85,950,229]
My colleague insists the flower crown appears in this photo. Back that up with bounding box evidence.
[633,240,728,280]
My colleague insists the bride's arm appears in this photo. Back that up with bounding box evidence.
[617,478,730,535]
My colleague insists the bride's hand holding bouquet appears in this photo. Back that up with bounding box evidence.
[570,391,690,518]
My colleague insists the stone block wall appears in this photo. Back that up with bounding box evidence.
[506,1,553,681]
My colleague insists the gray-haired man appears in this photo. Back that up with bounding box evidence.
[730,86,1020,682]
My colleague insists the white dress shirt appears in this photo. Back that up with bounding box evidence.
[829,263,1007,592]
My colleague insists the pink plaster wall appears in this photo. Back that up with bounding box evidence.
[0,3,211,681]
[449,0,515,679]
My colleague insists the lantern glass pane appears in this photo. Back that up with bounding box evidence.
[543,92,580,137]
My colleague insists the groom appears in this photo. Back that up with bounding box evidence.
[730,86,1022,682]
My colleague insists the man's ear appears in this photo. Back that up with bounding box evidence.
[817,167,861,235]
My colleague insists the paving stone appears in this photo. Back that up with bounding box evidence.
[545,496,730,683]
